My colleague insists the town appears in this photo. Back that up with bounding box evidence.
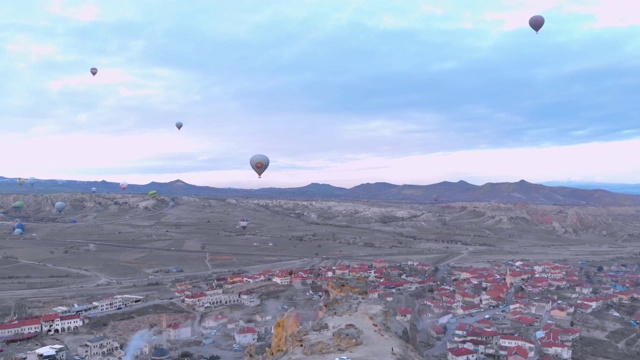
[2,257,640,360]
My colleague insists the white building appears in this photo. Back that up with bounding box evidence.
[233,327,258,345]
[77,336,120,358]
[92,297,123,312]
[27,345,67,360]
[165,322,192,340]
[272,275,290,285]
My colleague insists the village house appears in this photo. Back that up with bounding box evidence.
[506,345,528,360]
[499,335,535,354]
[26,345,67,360]
[540,341,572,359]
[77,336,120,358]
[202,313,228,328]
[165,321,192,340]
[234,326,258,345]
[272,273,291,285]
[447,347,477,360]
[396,307,413,321]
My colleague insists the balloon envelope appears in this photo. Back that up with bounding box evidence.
[91,187,97,193]
[26,177,36,186]
[529,15,545,33]
[14,222,25,232]
[250,154,270,178]
[17,178,25,186]
[239,217,250,230]
[11,201,25,210]
[120,182,128,190]
[13,229,23,235]
[90,67,98,76]
[149,190,158,199]
[55,201,66,213]
[175,122,183,130]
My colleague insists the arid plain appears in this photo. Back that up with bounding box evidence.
[2,192,640,316]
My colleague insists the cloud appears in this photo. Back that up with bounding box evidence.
[48,0,99,22]
[5,36,61,62]
[1,1,639,188]
[48,69,134,91]
[565,1,640,29]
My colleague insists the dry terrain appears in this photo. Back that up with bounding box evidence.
[2,194,640,359]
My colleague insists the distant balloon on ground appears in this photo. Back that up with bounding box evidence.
[14,222,25,232]
[175,122,183,130]
[250,154,270,178]
[55,201,66,213]
[529,15,545,33]
[91,187,97,193]
[90,67,98,76]
[239,217,250,230]
[148,190,158,199]
[11,201,25,211]
[120,182,128,190]
[69,219,77,224]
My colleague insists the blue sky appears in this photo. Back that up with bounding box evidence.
[2,0,639,188]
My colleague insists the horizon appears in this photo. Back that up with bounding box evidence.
[4,175,640,190]
[3,1,640,188]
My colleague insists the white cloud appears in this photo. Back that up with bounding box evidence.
[48,69,135,91]
[10,136,638,189]
[1,130,214,179]
[48,0,99,22]
[5,36,61,62]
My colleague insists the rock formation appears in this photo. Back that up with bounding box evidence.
[264,309,300,358]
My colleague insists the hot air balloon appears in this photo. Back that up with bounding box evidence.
[120,182,128,191]
[11,201,25,211]
[14,222,25,232]
[250,154,270,178]
[13,229,23,236]
[239,217,250,230]
[433,194,440,202]
[148,190,158,199]
[91,187,97,193]
[26,177,36,187]
[529,15,545,33]
[55,201,66,213]
[175,122,183,130]
[90,67,98,76]
[17,178,25,186]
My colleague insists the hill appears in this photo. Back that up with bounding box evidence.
[2,177,640,206]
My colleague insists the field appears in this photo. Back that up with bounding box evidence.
[1,194,640,314]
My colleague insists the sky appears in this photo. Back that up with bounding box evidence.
[1,0,640,189]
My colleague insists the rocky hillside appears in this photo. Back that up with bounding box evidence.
[3,177,640,206]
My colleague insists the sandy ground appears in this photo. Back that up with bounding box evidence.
[284,304,423,360]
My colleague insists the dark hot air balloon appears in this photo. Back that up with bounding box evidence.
[529,15,545,33]
[175,122,183,130]
[90,67,98,76]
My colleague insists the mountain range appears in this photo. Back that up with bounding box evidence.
[2,177,640,206]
